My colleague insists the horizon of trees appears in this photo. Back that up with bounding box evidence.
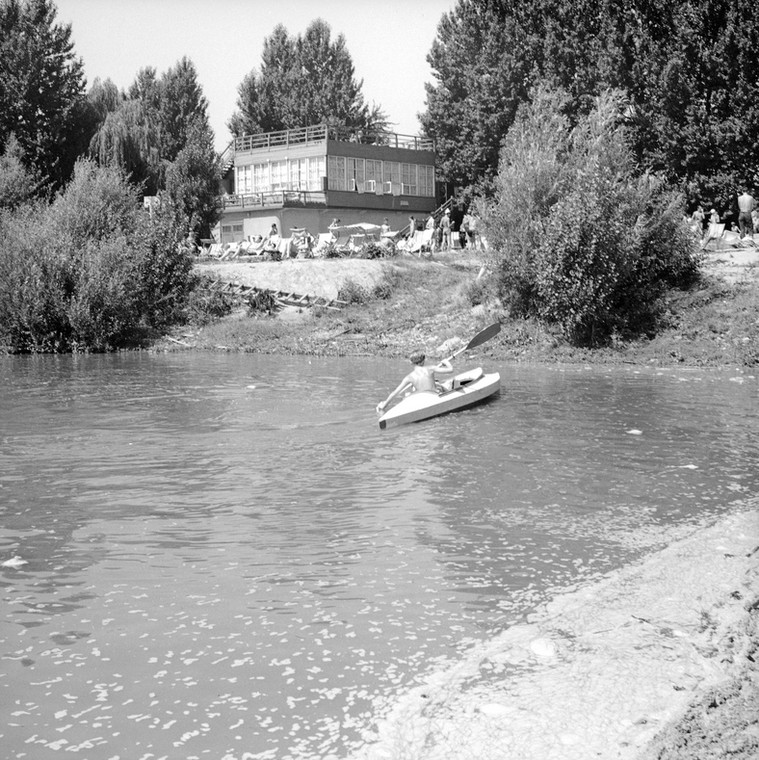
[4,0,759,216]
[422,0,759,212]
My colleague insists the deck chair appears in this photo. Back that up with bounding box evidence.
[419,229,434,253]
[408,230,423,254]
[701,223,725,250]
[348,233,367,253]
[248,237,266,256]
[313,233,335,256]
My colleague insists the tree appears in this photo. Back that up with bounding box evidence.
[227,71,262,137]
[0,0,87,191]
[423,0,759,207]
[89,58,218,200]
[89,99,159,191]
[228,19,388,136]
[421,0,539,195]
[164,119,221,240]
[632,1,759,211]
[157,57,209,163]
[0,133,41,208]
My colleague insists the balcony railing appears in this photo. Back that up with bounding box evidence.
[228,124,434,156]
[222,190,327,209]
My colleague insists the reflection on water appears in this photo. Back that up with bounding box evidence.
[1,354,758,759]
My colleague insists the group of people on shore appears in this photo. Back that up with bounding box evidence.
[406,208,481,253]
[690,188,758,240]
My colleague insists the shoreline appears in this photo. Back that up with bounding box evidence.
[161,248,759,368]
[353,508,759,760]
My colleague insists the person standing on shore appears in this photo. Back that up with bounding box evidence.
[737,188,756,239]
[441,208,451,250]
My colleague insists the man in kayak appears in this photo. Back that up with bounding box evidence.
[376,352,453,413]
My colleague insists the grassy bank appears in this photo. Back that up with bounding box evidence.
[156,251,759,369]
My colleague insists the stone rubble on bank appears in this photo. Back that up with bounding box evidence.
[353,509,759,760]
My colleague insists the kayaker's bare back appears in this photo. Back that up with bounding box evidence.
[408,365,437,392]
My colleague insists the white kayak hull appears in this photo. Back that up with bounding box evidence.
[378,368,500,429]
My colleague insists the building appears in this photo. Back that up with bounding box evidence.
[218,124,437,244]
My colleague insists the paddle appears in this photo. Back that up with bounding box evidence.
[445,321,501,362]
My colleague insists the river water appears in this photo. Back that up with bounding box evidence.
[1,353,757,760]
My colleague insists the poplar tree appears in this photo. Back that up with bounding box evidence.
[0,0,87,191]
[228,19,388,137]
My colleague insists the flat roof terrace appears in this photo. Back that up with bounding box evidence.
[223,124,434,160]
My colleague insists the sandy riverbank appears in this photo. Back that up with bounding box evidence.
[353,508,759,760]
[196,258,391,301]
[197,241,759,302]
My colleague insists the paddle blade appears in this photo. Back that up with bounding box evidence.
[464,321,501,351]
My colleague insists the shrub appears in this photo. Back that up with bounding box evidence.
[182,276,232,326]
[0,159,194,352]
[337,278,369,304]
[324,242,347,259]
[482,88,701,346]
[479,86,573,316]
[462,275,495,307]
[364,241,390,259]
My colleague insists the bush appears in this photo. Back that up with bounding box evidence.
[184,277,232,325]
[462,275,495,307]
[0,159,193,352]
[482,88,701,346]
[337,278,369,304]
[364,241,392,259]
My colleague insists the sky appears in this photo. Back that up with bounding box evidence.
[54,0,456,152]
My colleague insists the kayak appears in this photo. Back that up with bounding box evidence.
[378,367,500,429]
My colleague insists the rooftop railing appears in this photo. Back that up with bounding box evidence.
[228,124,434,156]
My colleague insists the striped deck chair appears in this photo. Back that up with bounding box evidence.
[313,233,335,256]
[701,223,725,250]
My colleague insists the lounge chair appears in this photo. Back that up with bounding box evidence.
[313,233,335,256]
[701,223,725,250]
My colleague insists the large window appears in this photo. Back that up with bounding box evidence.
[419,165,435,197]
[270,160,288,191]
[328,155,347,190]
[289,158,307,189]
[233,153,431,196]
[383,161,400,185]
[401,163,417,196]
[347,157,365,189]
[253,163,267,193]
[308,156,325,190]
[237,165,252,194]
